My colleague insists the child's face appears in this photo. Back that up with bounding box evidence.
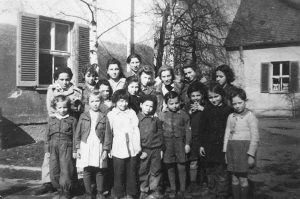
[216,70,227,87]
[161,70,173,86]
[57,73,71,90]
[208,91,223,107]
[167,97,180,112]
[116,99,128,111]
[232,96,246,113]
[190,91,202,103]
[99,84,110,100]
[183,67,197,83]
[129,57,140,73]
[89,95,101,111]
[140,72,151,87]
[85,72,96,86]
[107,64,120,80]
[140,100,154,116]
[56,101,69,116]
[127,82,139,95]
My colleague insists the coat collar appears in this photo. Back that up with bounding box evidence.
[81,110,105,122]
[137,112,154,121]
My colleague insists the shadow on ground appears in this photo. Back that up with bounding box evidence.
[0,117,35,149]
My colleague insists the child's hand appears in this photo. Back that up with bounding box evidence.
[199,147,205,157]
[160,151,164,160]
[108,152,112,158]
[45,152,50,158]
[76,149,81,159]
[140,152,148,159]
[248,155,256,168]
[185,145,191,154]
[101,150,108,160]
[72,152,77,159]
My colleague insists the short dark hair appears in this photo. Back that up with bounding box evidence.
[126,53,142,64]
[230,87,247,102]
[158,66,175,82]
[187,82,207,100]
[106,58,125,78]
[96,79,113,98]
[212,64,235,83]
[112,89,129,104]
[81,64,98,81]
[51,95,71,110]
[54,66,73,80]
[207,82,225,99]
[164,91,179,104]
[140,94,158,111]
[125,76,140,93]
[138,65,155,85]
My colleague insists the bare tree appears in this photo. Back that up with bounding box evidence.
[154,0,230,76]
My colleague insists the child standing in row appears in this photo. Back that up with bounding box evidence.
[97,79,113,113]
[75,91,111,199]
[185,82,207,196]
[138,95,164,199]
[223,88,259,199]
[138,65,156,96]
[107,58,126,93]
[107,89,141,199]
[159,91,192,199]
[45,95,77,199]
[199,83,232,199]
[126,76,141,113]
[212,64,237,106]
[81,64,98,111]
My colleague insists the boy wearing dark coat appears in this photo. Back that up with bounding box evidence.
[138,95,164,199]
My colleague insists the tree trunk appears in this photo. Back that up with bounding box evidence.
[155,3,169,74]
[90,0,99,70]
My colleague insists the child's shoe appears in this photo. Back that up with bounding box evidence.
[139,192,148,199]
[168,190,176,199]
[178,191,192,199]
[126,194,134,199]
[32,182,56,195]
[96,192,106,199]
[148,190,163,199]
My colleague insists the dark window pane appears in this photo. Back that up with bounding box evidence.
[282,62,290,75]
[39,21,51,49]
[54,56,68,72]
[55,23,68,51]
[39,54,53,84]
[273,62,280,76]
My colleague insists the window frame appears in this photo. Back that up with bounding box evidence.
[38,18,73,87]
[269,61,290,94]
[16,12,90,89]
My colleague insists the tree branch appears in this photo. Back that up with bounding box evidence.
[97,15,135,39]
[59,12,89,23]
[79,0,95,22]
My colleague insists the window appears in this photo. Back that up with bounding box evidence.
[261,61,299,93]
[16,12,90,88]
[39,20,70,85]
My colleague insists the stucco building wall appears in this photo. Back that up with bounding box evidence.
[227,46,300,117]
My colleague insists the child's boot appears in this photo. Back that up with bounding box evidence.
[240,186,249,199]
[232,184,240,199]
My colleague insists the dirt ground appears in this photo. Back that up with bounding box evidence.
[0,117,300,199]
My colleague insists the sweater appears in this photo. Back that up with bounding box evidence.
[223,109,259,157]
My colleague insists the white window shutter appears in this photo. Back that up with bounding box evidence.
[16,12,39,87]
[78,25,90,84]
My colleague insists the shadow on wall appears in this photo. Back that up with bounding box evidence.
[0,116,35,149]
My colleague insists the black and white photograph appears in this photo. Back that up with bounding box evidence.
[0,0,299,198]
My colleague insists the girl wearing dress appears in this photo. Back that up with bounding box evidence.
[223,88,259,199]
[75,91,111,199]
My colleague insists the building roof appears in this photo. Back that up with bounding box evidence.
[225,0,300,50]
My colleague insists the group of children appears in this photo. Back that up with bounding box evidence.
[41,53,259,199]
